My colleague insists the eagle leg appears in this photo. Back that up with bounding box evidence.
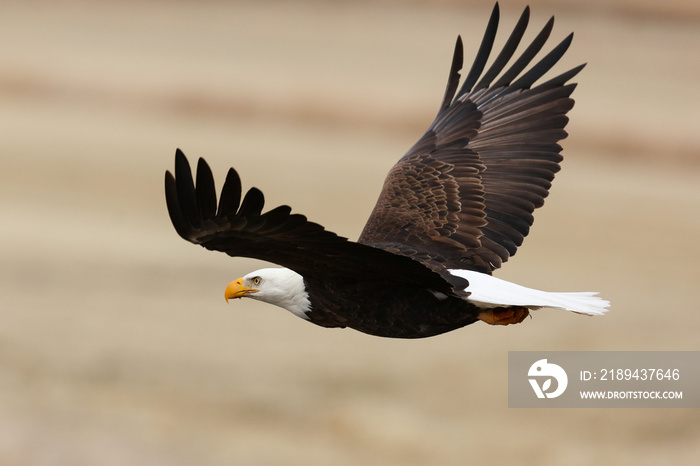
[478,306,530,326]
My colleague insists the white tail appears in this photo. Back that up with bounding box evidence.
[448,269,610,316]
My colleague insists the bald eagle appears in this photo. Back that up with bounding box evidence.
[165,4,609,338]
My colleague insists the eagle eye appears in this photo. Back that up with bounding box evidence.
[252,277,262,286]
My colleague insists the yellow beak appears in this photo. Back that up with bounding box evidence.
[224,277,258,303]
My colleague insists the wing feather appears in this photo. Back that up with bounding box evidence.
[216,168,242,218]
[359,4,583,273]
[458,2,500,95]
[474,6,530,91]
[195,157,217,219]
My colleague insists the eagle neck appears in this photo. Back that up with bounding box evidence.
[276,269,312,321]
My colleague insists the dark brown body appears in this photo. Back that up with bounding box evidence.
[303,278,480,338]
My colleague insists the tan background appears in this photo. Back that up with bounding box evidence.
[1,0,699,464]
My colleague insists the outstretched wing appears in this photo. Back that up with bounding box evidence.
[165,150,458,292]
[359,4,584,274]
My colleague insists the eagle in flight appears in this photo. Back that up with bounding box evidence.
[165,4,609,338]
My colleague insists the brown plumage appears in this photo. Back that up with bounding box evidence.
[165,4,608,338]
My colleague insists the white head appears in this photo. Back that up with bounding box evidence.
[224,267,311,320]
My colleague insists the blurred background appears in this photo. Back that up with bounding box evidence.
[1,0,699,464]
